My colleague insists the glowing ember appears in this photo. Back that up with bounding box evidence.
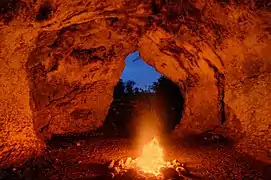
[108,138,187,179]
[135,138,166,176]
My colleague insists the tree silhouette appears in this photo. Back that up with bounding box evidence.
[103,76,184,137]
[113,79,125,99]
[152,76,184,133]
[125,80,136,96]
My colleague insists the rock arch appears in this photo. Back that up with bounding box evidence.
[0,0,270,167]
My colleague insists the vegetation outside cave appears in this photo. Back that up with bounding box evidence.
[102,76,184,138]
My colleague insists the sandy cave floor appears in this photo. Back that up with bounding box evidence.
[0,135,271,180]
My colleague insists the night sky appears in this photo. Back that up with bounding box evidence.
[121,51,161,88]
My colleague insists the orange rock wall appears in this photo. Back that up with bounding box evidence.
[0,25,44,167]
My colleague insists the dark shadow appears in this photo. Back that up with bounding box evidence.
[46,133,117,150]
[153,76,184,134]
[180,131,234,148]
[0,0,20,23]
[236,154,271,180]
[102,75,184,138]
[36,1,53,21]
[0,161,110,180]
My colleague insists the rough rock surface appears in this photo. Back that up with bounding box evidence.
[27,20,137,139]
[0,0,270,167]
[0,25,44,167]
[137,1,271,164]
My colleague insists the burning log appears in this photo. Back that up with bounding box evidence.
[108,138,190,179]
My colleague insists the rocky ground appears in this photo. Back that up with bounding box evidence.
[0,134,270,180]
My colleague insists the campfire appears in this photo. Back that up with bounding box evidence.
[108,138,188,179]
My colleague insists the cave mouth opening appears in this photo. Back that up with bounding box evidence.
[103,51,185,138]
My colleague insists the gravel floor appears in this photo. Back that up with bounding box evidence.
[0,135,270,180]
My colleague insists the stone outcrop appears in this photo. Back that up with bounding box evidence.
[0,0,270,166]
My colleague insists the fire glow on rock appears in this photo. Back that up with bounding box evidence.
[108,138,187,178]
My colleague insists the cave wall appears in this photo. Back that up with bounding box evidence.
[0,0,142,167]
[139,29,223,134]
[138,1,271,163]
[0,0,270,167]
[27,20,137,139]
[0,25,44,167]
[222,17,271,162]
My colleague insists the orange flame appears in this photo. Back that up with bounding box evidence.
[135,138,166,176]
[108,138,185,178]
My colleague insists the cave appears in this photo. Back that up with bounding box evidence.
[0,0,271,179]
